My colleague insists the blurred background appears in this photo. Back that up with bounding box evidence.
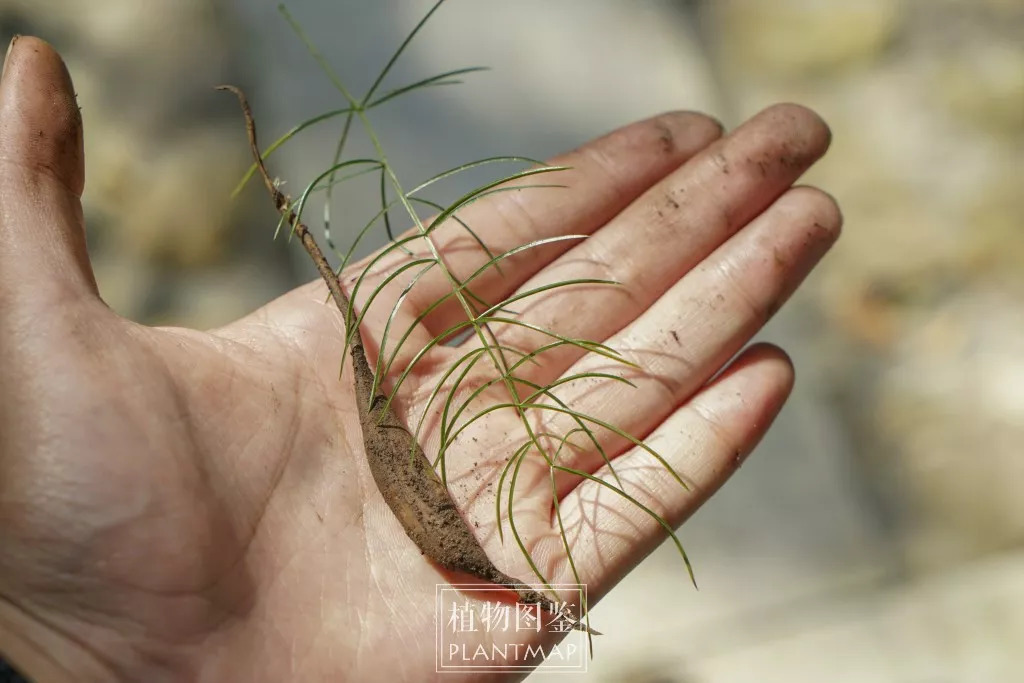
[2,0,1022,680]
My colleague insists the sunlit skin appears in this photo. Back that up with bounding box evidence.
[0,37,839,682]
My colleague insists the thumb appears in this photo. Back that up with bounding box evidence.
[0,35,98,310]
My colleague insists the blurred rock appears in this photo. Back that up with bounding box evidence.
[87,125,251,269]
[935,0,1024,17]
[157,263,293,331]
[963,170,1024,278]
[704,0,1024,577]
[89,251,158,318]
[875,289,1024,568]
[712,0,904,79]
[0,0,288,326]
[933,42,1024,136]
[682,550,1024,683]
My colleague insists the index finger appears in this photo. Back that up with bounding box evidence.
[364,112,723,336]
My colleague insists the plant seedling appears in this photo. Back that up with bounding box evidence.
[221,0,693,641]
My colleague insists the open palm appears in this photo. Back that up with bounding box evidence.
[0,38,839,682]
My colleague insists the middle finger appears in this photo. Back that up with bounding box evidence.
[469,103,831,383]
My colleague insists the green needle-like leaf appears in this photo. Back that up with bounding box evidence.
[362,0,450,105]
[554,464,696,588]
[408,155,549,195]
[231,105,356,198]
[367,66,489,108]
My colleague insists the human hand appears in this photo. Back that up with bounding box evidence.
[0,37,838,682]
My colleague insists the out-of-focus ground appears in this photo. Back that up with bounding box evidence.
[2,0,1021,680]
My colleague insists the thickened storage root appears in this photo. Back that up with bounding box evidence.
[351,343,598,635]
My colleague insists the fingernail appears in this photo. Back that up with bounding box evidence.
[2,35,20,82]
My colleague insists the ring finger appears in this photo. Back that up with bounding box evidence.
[537,185,842,496]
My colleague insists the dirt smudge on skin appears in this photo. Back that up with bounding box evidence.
[655,121,675,155]
[713,152,729,174]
